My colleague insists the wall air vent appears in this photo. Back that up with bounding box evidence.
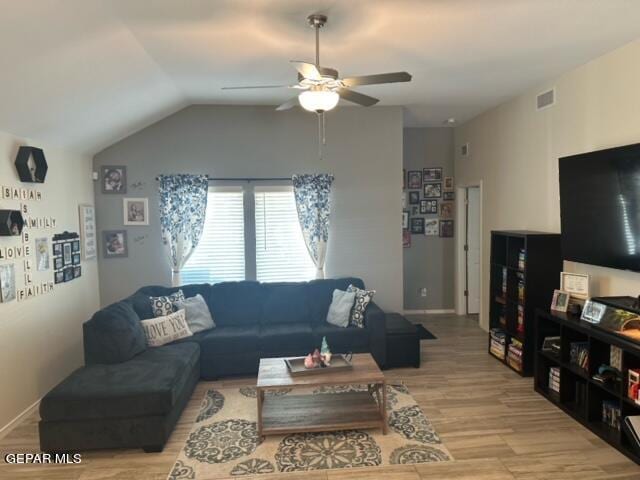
[537,88,555,110]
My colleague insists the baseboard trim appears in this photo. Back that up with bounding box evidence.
[403,309,455,315]
[0,398,41,441]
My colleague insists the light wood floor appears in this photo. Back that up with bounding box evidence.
[1,314,639,479]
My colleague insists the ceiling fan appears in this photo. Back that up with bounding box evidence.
[222,14,412,157]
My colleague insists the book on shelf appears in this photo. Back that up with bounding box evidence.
[628,369,640,405]
[602,400,621,431]
[517,272,525,303]
[518,248,526,270]
[549,366,561,393]
[517,305,525,335]
[569,342,589,371]
[490,328,506,359]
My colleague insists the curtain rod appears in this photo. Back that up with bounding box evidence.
[155,176,291,182]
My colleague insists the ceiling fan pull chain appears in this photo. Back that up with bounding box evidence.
[317,113,323,160]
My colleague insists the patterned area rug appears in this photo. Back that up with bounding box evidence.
[168,383,452,479]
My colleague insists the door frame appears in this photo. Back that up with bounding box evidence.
[455,181,483,319]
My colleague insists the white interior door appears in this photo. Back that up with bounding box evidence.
[466,187,481,314]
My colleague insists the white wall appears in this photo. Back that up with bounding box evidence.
[454,38,640,330]
[93,105,404,311]
[0,131,99,432]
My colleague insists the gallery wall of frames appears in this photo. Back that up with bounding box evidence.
[402,167,455,248]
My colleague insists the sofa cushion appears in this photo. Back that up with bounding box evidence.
[259,324,315,356]
[132,284,212,320]
[140,309,192,347]
[306,277,366,325]
[326,289,356,328]
[196,325,259,355]
[207,281,265,327]
[40,342,200,422]
[83,301,147,365]
[261,283,310,325]
[313,324,370,353]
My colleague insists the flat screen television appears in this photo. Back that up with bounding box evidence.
[559,143,640,272]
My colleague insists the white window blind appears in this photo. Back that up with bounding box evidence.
[254,187,316,283]
[181,188,245,284]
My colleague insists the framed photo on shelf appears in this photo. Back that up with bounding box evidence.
[443,191,455,201]
[424,218,439,236]
[440,201,454,219]
[407,171,422,189]
[402,211,409,229]
[581,299,606,323]
[550,289,570,312]
[101,165,127,194]
[423,182,442,198]
[410,217,425,234]
[444,176,454,191]
[123,198,149,226]
[560,272,590,299]
[440,220,454,237]
[409,191,420,205]
[423,167,442,181]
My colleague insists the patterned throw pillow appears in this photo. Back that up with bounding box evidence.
[140,309,192,347]
[347,284,376,328]
[150,290,185,317]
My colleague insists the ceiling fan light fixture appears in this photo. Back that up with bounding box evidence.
[298,89,339,113]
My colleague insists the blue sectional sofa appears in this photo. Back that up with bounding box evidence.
[38,277,386,453]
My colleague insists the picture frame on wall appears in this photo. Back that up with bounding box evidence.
[101,165,127,194]
[35,238,50,271]
[72,240,80,253]
[440,202,454,219]
[440,220,454,238]
[443,191,455,201]
[63,267,74,282]
[72,253,81,266]
[402,229,411,248]
[444,176,454,191]
[52,242,62,256]
[410,217,425,234]
[53,256,63,270]
[408,191,420,205]
[73,266,82,279]
[407,170,422,189]
[423,199,438,214]
[403,169,406,190]
[402,211,409,229]
[423,167,442,182]
[411,206,418,215]
[423,183,442,198]
[78,204,97,260]
[103,230,128,258]
[0,264,16,303]
[54,270,64,284]
[63,243,72,265]
[123,198,149,226]
[424,218,439,236]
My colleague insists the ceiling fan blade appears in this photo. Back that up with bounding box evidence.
[275,97,299,111]
[341,72,412,87]
[337,88,379,107]
[221,84,291,90]
[290,61,322,81]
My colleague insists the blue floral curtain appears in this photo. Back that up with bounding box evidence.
[158,174,208,286]
[292,173,335,279]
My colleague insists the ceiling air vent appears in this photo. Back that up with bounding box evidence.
[537,88,555,110]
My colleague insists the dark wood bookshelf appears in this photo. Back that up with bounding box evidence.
[488,230,562,376]
[535,309,640,464]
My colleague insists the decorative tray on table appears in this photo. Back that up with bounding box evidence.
[284,353,353,375]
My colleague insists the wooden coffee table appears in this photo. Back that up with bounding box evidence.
[256,353,387,436]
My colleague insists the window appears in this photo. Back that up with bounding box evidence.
[181,188,245,284]
[254,187,316,282]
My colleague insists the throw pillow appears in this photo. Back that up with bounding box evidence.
[173,294,215,334]
[150,290,185,317]
[326,289,356,328]
[347,284,376,328]
[140,309,192,347]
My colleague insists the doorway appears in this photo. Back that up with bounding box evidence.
[465,187,481,314]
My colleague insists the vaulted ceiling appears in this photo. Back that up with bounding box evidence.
[2,0,640,154]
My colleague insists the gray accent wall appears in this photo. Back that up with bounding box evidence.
[403,128,455,310]
[93,105,403,311]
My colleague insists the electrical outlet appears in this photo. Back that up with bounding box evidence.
[419,287,427,297]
